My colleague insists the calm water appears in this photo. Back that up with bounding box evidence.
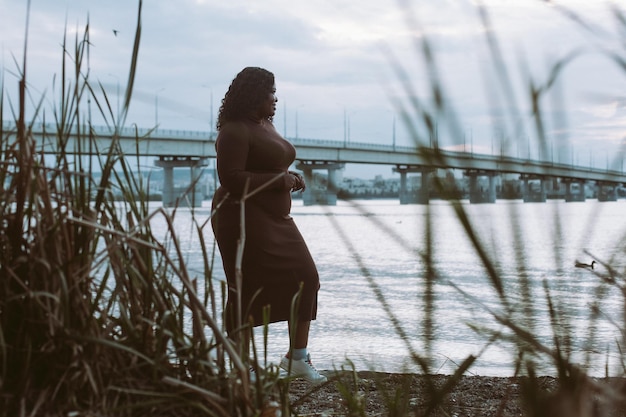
[156,199,626,377]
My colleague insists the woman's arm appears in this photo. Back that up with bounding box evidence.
[216,123,295,196]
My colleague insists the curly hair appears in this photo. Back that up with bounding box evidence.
[216,67,275,130]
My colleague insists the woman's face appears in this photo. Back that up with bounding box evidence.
[257,84,277,119]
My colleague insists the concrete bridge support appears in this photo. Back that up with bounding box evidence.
[295,161,345,206]
[393,165,433,205]
[464,170,497,204]
[597,181,619,202]
[521,174,547,203]
[155,156,209,207]
[561,178,586,202]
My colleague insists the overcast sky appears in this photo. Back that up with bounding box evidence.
[1,0,624,177]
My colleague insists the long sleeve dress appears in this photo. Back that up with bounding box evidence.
[211,118,319,331]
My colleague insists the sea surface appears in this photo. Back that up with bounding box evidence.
[151,198,626,377]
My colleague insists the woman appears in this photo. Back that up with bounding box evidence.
[211,67,326,384]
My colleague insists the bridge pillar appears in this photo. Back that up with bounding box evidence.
[561,178,586,202]
[154,157,209,207]
[162,163,174,206]
[464,170,497,204]
[597,181,618,202]
[393,165,432,204]
[520,174,547,203]
[295,161,345,206]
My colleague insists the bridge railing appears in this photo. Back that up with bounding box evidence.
[289,136,416,153]
[2,121,215,140]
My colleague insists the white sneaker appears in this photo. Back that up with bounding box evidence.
[280,354,327,385]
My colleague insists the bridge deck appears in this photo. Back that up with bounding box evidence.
[4,121,625,184]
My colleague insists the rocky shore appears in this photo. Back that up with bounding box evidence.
[286,372,626,416]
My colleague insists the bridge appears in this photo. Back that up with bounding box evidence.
[4,121,626,206]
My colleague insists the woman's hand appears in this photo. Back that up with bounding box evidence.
[289,171,306,192]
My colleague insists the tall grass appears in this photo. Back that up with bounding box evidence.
[337,1,626,414]
[2,1,626,416]
[0,2,290,416]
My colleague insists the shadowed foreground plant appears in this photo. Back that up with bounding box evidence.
[0,2,287,416]
[349,1,626,415]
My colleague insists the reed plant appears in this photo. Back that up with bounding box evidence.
[0,2,292,416]
[323,1,626,415]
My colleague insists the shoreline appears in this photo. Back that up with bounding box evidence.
[287,371,626,416]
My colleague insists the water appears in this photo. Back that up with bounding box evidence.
[157,199,626,377]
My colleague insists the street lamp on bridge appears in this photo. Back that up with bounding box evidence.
[295,105,304,139]
[343,107,358,147]
[155,88,165,130]
[201,84,214,136]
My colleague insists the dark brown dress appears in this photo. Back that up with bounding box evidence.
[211,119,319,331]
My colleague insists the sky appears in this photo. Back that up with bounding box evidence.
[1,0,625,178]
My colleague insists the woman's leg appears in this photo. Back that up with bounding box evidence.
[282,320,325,384]
[289,320,310,350]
